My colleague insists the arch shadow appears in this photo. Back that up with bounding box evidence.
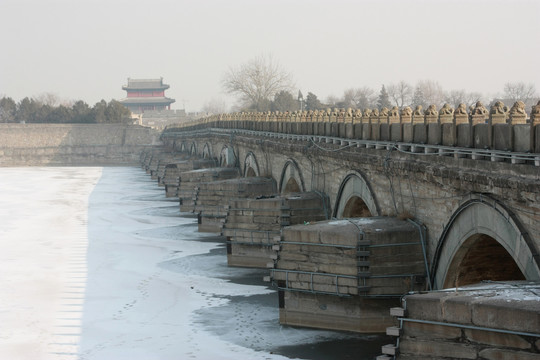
[243,152,260,177]
[279,159,305,193]
[431,194,540,289]
[219,145,237,167]
[333,171,379,219]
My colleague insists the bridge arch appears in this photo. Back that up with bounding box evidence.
[432,195,540,289]
[219,145,237,167]
[202,143,212,159]
[172,140,182,152]
[189,142,197,156]
[178,141,187,153]
[333,171,379,218]
[279,159,305,193]
[243,152,260,177]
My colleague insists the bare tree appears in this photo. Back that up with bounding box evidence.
[503,82,537,102]
[202,98,228,114]
[387,81,413,107]
[34,92,62,107]
[341,87,376,109]
[222,54,294,111]
[325,94,340,107]
[342,89,358,108]
[415,80,445,108]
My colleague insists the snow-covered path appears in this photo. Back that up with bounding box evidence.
[0,167,384,360]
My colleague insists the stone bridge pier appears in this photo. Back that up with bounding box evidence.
[143,107,540,357]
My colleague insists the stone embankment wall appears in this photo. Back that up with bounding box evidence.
[0,124,160,166]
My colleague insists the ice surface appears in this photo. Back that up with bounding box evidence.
[0,167,386,360]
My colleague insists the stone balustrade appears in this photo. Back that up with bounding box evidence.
[166,100,540,154]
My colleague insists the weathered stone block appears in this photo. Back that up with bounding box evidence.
[478,349,540,360]
[473,123,492,149]
[464,328,531,349]
[390,123,402,142]
[336,122,344,138]
[371,123,381,141]
[442,123,457,146]
[513,124,533,153]
[362,124,371,140]
[380,124,390,141]
[279,291,397,333]
[405,292,446,321]
[353,124,363,139]
[457,124,473,148]
[399,339,477,359]
[403,123,413,143]
[325,122,332,137]
[492,124,513,151]
[413,124,427,144]
[472,298,540,334]
[403,321,461,340]
[345,123,354,139]
[441,295,475,324]
[427,123,442,145]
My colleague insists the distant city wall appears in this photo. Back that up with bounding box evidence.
[0,124,160,166]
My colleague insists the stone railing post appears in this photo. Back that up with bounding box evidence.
[487,102,510,151]
[401,107,413,143]
[352,110,363,140]
[440,105,455,146]
[388,107,401,142]
[379,108,390,141]
[507,101,532,153]
[370,110,381,141]
[360,111,371,141]
[412,106,426,144]
[532,101,540,153]
[425,105,440,146]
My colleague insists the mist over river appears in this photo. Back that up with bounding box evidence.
[0,167,388,360]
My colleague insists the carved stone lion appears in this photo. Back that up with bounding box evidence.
[425,104,438,116]
[371,108,380,117]
[401,106,413,117]
[509,101,526,115]
[363,109,372,117]
[440,103,454,115]
[490,101,509,115]
[389,106,400,117]
[455,103,468,115]
[413,105,423,116]
[380,107,389,116]
[471,101,488,115]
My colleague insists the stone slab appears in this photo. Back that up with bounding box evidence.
[492,124,513,151]
[473,123,492,149]
[427,123,442,145]
[390,123,402,142]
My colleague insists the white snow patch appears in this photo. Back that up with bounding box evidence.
[0,167,292,360]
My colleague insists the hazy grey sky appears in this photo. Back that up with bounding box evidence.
[1,0,539,112]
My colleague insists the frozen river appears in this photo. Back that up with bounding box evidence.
[0,167,388,360]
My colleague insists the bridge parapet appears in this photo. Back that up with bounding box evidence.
[167,100,540,157]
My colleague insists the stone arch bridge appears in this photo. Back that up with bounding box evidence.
[160,121,540,291]
[147,110,540,348]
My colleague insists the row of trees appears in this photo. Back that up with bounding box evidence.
[0,95,132,124]
[221,55,538,113]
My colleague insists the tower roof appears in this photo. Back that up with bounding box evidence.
[122,78,170,91]
[118,97,176,106]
